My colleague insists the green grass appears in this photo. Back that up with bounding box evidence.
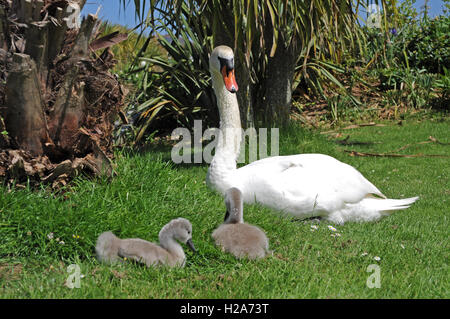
[0,118,449,298]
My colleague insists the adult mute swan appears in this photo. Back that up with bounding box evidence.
[206,45,419,224]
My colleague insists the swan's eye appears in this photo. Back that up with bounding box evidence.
[218,57,234,72]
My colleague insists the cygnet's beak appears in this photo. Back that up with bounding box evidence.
[186,238,197,253]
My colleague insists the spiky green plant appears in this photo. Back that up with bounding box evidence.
[119,4,217,143]
[117,0,378,137]
[95,21,165,74]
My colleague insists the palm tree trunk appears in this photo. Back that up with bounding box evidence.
[259,13,300,128]
[262,42,296,127]
[5,53,50,156]
[0,0,125,187]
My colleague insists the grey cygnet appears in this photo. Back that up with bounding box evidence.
[212,187,269,259]
[96,217,196,267]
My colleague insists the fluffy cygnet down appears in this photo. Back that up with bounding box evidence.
[95,217,196,267]
[212,187,269,259]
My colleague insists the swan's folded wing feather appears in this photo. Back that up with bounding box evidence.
[118,238,167,265]
[236,154,385,210]
[243,155,303,171]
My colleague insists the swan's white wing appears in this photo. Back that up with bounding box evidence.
[233,154,385,216]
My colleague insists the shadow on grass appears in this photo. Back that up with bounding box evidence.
[115,143,210,170]
[114,123,341,171]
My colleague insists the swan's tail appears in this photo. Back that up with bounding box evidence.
[328,196,419,224]
[364,196,420,214]
[95,231,122,264]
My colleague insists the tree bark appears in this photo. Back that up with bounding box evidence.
[0,3,8,50]
[47,14,97,158]
[24,20,49,86]
[0,0,126,187]
[262,42,296,127]
[47,6,67,65]
[5,53,50,156]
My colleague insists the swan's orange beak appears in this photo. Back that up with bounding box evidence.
[221,66,238,93]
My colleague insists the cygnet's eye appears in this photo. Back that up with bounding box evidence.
[224,210,230,222]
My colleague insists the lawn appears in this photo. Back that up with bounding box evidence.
[0,117,448,298]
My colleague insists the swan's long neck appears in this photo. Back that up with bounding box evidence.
[211,71,242,164]
[206,71,242,193]
[159,232,185,265]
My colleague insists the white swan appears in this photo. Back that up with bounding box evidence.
[206,45,419,224]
